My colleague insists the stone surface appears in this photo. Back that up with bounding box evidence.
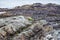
[0,3,60,40]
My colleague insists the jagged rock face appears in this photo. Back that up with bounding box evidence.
[0,3,60,40]
[0,16,33,40]
[0,16,54,40]
[12,22,54,40]
[12,22,44,40]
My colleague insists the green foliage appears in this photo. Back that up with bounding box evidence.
[28,17,33,21]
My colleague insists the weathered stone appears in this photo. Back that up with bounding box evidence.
[43,25,53,32]
[12,22,44,40]
[0,28,7,37]
[40,20,48,25]
[0,16,32,34]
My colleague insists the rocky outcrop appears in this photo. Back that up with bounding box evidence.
[0,16,55,40]
[13,23,44,40]
[0,3,60,22]
[0,16,33,40]
[0,3,60,40]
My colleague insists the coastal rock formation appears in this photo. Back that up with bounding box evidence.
[0,3,60,40]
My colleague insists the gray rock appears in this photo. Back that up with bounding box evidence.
[12,22,44,40]
[40,20,48,25]
[0,16,32,34]
[0,27,7,37]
